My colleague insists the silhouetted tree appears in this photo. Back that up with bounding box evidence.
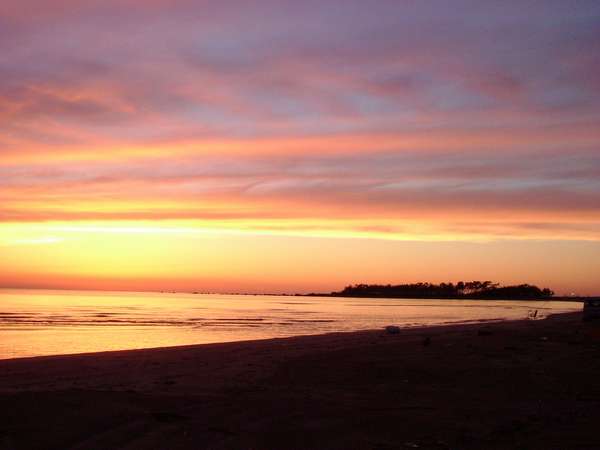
[333,281,554,300]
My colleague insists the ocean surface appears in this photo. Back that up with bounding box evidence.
[0,289,581,359]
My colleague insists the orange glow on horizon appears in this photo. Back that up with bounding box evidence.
[2,1,599,295]
[1,221,600,295]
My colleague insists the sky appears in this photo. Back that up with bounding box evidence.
[1,1,599,295]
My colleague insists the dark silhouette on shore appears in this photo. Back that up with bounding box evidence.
[326,281,554,300]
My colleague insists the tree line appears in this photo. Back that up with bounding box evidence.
[331,281,554,300]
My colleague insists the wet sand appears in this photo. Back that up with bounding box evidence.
[1,312,599,449]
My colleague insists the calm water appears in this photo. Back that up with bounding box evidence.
[0,289,581,359]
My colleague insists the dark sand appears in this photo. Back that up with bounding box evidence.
[1,312,599,449]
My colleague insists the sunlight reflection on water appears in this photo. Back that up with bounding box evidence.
[0,289,581,359]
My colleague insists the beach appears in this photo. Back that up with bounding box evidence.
[1,311,599,449]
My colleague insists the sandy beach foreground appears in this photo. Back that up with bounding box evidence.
[1,312,599,449]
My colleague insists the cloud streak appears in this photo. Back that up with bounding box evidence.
[1,0,599,242]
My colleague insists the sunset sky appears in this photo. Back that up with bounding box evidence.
[1,1,599,295]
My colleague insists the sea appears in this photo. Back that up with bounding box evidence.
[0,289,581,359]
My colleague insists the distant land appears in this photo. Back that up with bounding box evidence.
[307,281,557,300]
[175,281,596,300]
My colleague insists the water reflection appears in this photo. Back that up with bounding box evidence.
[0,289,581,359]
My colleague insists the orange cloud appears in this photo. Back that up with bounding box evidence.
[1,0,599,292]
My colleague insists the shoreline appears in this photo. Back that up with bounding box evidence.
[324,295,588,302]
[1,311,599,449]
[0,313,559,363]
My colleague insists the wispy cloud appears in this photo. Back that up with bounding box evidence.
[1,236,64,246]
[0,0,599,242]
